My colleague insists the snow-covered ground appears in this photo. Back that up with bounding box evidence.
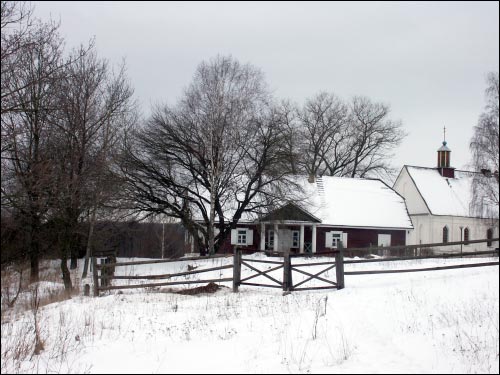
[1,253,499,374]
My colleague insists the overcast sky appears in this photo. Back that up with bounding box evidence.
[33,1,499,174]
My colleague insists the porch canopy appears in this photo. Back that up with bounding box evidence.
[257,202,321,253]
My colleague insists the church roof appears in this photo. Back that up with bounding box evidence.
[403,166,498,218]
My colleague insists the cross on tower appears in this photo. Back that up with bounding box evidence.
[443,126,446,142]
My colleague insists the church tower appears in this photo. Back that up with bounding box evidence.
[437,127,455,178]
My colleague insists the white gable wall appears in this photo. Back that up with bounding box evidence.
[393,167,430,215]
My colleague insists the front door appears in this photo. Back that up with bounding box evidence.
[378,234,391,247]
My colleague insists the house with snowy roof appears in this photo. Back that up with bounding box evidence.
[214,175,414,254]
[393,139,499,252]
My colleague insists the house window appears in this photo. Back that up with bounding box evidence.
[291,230,300,248]
[331,231,342,248]
[487,228,493,247]
[266,230,274,249]
[463,227,470,244]
[443,226,449,243]
[237,230,247,245]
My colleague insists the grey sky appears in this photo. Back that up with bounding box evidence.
[33,1,499,175]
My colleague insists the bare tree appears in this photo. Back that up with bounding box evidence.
[296,92,350,177]
[49,46,135,291]
[289,92,406,180]
[1,0,34,116]
[275,100,301,175]
[1,19,64,282]
[470,72,499,217]
[345,96,406,178]
[121,55,298,255]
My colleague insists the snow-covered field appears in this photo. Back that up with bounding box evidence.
[1,254,499,374]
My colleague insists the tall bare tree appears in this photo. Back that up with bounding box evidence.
[1,17,64,282]
[287,92,406,180]
[470,72,499,217]
[296,92,350,177]
[49,46,135,291]
[345,96,406,178]
[1,0,35,116]
[121,55,298,255]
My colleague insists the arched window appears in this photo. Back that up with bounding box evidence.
[443,226,449,243]
[487,228,493,247]
[463,227,470,244]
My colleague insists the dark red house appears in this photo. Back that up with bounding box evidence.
[192,175,413,254]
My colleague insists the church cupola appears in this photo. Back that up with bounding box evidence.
[437,127,455,178]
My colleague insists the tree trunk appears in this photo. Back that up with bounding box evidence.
[209,188,215,256]
[82,207,97,278]
[70,246,78,269]
[61,256,73,295]
[29,217,40,283]
[29,248,39,283]
[61,233,73,294]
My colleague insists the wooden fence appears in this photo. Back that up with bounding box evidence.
[91,238,498,296]
[92,254,232,297]
[341,238,499,280]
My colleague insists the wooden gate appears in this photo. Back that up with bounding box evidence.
[232,248,344,292]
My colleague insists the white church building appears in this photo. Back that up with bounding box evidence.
[393,139,499,253]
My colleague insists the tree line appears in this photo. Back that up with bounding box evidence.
[2,2,497,294]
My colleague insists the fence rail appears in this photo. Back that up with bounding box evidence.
[90,238,498,296]
[92,255,232,296]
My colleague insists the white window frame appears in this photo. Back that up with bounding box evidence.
[291,230,300,248]
[331,231,342,249]
[237,229,247,245]
[266,229,274,249]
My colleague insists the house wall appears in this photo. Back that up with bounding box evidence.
[216,224,407,254]
[408,214,499,253]
[319,227,407,249]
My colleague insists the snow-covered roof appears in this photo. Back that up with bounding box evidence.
[295,176,413,229]
[192,175,413,229]
[404,166,499,218]
[437,141,451,152]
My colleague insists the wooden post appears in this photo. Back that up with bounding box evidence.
[335,242,345,290]
[100,259,107,287]
[283,248,293,291]
[232,247,240,293]
[84,284,90,296]
[92,256,99,297]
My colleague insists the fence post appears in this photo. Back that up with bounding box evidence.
[283,248,293,292]
[92,256,99,297]
[100,259,107,288]
[335,242,345,290]
[232,246,240,293]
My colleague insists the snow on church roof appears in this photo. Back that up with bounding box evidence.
[297,176,413,229]
[404,166,499,218]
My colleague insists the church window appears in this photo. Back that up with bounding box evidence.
[442,226,449,243]
[463,227,470,244]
